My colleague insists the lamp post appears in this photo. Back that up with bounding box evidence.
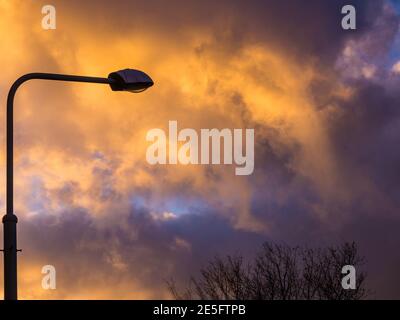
[3,69,153,300]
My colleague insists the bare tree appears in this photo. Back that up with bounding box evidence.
[250,243,302,300]
[168,242,368,300]
[301,242,367,300]
[168,256,252,300]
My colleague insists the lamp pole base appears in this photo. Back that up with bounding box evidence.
[2,213,18,300]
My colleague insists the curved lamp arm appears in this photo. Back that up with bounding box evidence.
[6,73,114,215]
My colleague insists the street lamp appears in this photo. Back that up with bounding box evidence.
[2,69,153,300]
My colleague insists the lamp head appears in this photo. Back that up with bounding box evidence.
[108,69,154,93]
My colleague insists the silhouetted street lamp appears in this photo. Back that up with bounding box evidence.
[2,69,153,300]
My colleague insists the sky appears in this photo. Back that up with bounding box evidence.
[0,0,400,299]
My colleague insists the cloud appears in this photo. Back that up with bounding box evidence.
[392,60,400,73]
[0,0,399,299]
